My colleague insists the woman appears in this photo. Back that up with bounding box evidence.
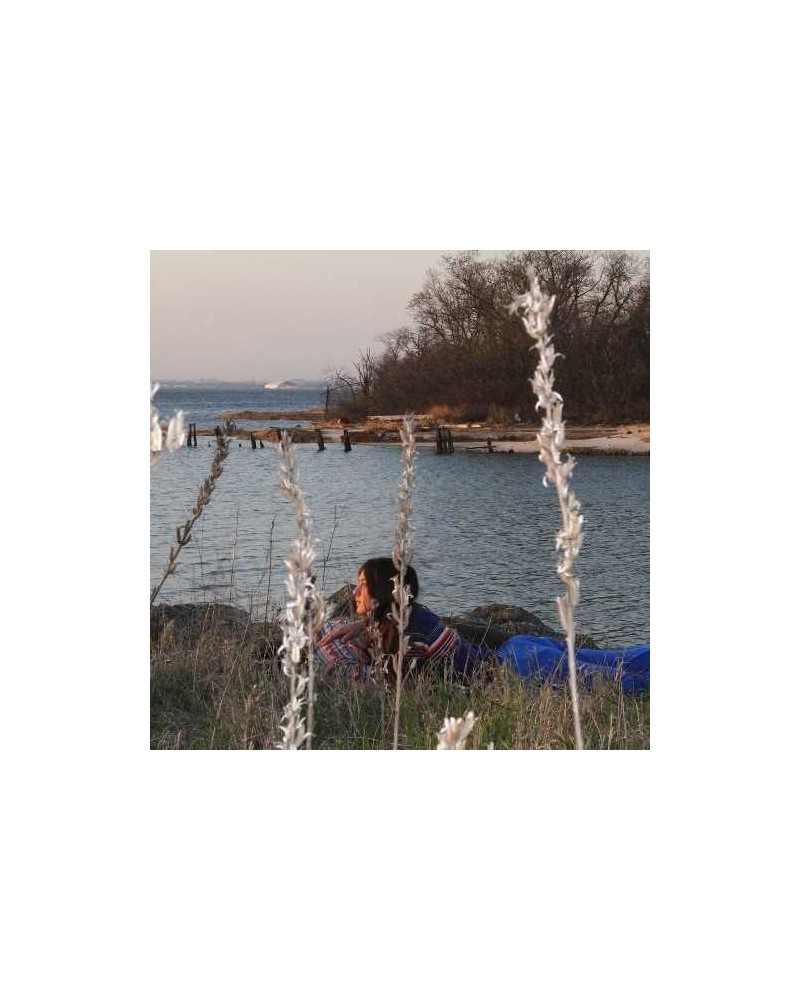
[316,557,492,680]
[316,557,650,694]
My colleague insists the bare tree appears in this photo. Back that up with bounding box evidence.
[337,250,650,423]
[324,348,378,412]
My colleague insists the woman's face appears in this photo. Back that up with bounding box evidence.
[354,570,372,616]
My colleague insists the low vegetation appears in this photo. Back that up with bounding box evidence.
[150,617,649,750]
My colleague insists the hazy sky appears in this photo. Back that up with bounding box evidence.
[151,250,478,382]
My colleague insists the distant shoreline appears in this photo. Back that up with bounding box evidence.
[197,410,650,455]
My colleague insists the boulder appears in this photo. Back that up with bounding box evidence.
[444,603,599,649]
[150,602,251,641]
[443,604,559,648]
[152,594,599,649]
[326,583,356,619]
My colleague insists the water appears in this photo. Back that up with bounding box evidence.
[152,381,329,432]
[150,384,650,646]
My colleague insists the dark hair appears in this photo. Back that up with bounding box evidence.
[358,557,419,623]
[358,557,419,659]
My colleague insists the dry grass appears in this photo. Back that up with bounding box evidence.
[150,615,649,750]
[427,403,487,424]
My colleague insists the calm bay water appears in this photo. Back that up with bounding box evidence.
[150,383,650,646]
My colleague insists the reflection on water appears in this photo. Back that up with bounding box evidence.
[150,442,649,646]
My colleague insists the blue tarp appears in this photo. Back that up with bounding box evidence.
[496,635,650,695]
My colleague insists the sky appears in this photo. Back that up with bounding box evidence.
[151,250,481,382]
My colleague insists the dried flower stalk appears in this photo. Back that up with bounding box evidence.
[509,270,585,750]
[276,431,326,750]
[391,415,416,751]
[150,426,229,607]
[150,382,186,466]
[437,711,475,750]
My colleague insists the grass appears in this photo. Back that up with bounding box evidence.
[150,615,649,750]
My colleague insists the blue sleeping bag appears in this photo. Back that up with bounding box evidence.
[496,635,650,694]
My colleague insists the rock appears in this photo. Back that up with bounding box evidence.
[444,603,599,649]
[444,604,559,648]
[150,602,251,641]
[151,596,600,650]
[466,604,542,622]
[326,583,356,619]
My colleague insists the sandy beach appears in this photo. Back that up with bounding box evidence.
[472,422,650,455]
[211,409,649,455]
[326,419,650,455]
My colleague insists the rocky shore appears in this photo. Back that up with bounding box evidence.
[151,586,601,651]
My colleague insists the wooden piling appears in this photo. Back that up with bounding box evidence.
[343,429,352,452]
[251,432,257,450]
[316,429,325,451]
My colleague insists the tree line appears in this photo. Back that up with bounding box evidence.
[327,250,649,423]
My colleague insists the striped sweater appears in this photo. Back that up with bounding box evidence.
[403,603,490,677]
[316,604,491,679]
